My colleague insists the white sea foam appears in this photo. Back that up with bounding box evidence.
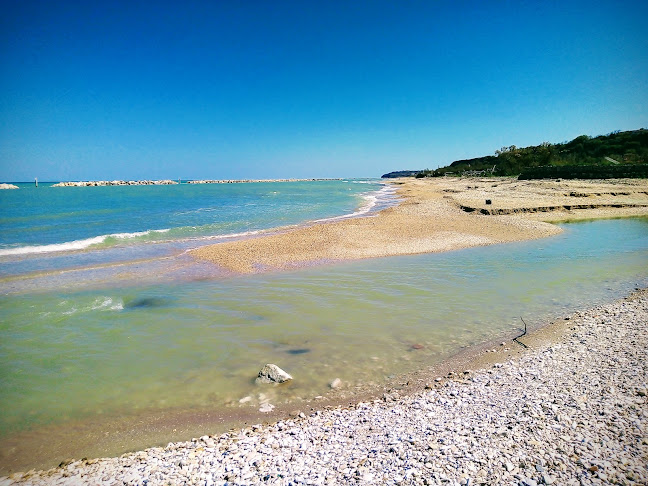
[199,230,264,241]
[180,230,268,253]
[91,297,123,311]
[0,229,170,257]
[54,297,124,317]
[313,185,395,223]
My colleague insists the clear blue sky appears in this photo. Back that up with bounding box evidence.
[1,0,646,181]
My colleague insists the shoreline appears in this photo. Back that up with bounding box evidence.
[1,178,647,480]
[3,288,646,484]
[190,177,648,274]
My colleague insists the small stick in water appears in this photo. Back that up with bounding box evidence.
[514,317,529,348]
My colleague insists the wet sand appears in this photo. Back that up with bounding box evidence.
[191,177,648,273]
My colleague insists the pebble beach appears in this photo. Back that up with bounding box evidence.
[3,289,646,485]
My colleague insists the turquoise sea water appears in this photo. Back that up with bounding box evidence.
[0,180,389,279]
[0,181,647,471]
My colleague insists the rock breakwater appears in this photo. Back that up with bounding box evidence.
[187,178,342,184]
[51,178,342,187]
[52,180,178,187]
[3,290,646,485]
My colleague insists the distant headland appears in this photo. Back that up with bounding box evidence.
[380,170,421,178]
[383,128,647,180]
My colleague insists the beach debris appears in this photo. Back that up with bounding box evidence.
[256,364,293,384]
[259,402,275,413]
[410,343,424,350]
[514,317,529,348]
[257,393,275,412]
[238,396,252,404]
[329,378,342,389]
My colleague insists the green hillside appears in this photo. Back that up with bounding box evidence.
[416,129,648,179]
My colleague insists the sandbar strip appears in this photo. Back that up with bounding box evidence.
[191,177,648,274]
[188,178,552,273]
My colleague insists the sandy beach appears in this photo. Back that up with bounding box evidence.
[191,177,648,274]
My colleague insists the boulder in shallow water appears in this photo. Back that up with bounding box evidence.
[256,364,293,384]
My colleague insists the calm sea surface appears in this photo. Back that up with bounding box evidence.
[0,181,647,469]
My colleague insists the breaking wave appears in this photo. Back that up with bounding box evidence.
[0,229,170,256]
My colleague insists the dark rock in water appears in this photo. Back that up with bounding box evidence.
[256,364,293,384]
[286,348,310,355]
[124,297,168,309]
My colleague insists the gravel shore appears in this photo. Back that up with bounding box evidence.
[4,290,646,485]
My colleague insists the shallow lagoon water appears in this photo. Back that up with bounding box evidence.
[1,217,647,460]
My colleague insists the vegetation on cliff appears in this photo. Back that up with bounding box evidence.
[410,129,648,179]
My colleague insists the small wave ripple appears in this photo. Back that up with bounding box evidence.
[42,297,124,318]
[314,186,395,223]
[0,229,171,257]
